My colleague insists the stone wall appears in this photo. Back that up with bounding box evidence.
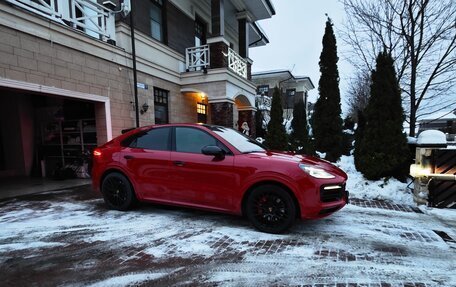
[0,25,197,141]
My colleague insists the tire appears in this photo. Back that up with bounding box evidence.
[246,185,297,234]
[101,172,136,211]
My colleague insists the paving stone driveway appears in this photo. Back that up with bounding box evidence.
[0,186,455,287]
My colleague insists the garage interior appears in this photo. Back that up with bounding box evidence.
[0,89,99,190]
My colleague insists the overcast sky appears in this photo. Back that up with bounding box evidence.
[250,0,353,114]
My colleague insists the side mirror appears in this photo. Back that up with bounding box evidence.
[201,145,225,159]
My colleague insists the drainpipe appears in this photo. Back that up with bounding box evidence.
[278,75,293,120]
[129,1,139,128]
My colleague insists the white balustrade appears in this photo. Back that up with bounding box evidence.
[228,48,247,79]
[185,45,210,71]
[5,0,118,43]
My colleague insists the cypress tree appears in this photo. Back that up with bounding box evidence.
[312,18,344,162]
[265,86,288,150]
[357,51,410,181]
[290,97,313,154]
[353,109,366,171]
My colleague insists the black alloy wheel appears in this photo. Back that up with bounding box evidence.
[246,185,297,234]
[101,172,136,211]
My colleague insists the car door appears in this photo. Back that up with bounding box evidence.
[120,127,172,201]
[168,126,237,211]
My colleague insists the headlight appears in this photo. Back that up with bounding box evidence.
[299,163,335,179]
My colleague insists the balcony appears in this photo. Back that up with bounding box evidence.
[185,45,210,71]
[5,0,118,43]
[185,45,248,80]
[228,48,248,79]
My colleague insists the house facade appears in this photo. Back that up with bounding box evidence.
[252,70,315,121]
[417,110,456,142]
[0,0,275,179]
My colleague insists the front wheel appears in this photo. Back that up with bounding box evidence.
[101,172,136,211]
[245,185,297,234]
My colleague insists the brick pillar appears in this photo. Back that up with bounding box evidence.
[208,40,228,69]
[210,101,233,128]
[211,0,224,36]
[238,17,249,58]
[238,110,256,138]
[246,58,253,81]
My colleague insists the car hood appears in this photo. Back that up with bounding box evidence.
[245,151,348,179]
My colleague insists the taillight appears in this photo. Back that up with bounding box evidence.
[93,148,102,157]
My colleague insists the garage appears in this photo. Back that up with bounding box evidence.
[0,90,99,180]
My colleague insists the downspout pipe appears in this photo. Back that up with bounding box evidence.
[129,1,140,128]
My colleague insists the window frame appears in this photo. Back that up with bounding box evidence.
[149,0,167,43]
[171,126,233,155]
[121,127,172,151]
[154,87,169,124]
[196,102,207,124]
[257,85,269,95]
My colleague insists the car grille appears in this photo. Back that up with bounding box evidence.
[320,184,345,203]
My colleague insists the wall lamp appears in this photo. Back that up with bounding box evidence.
[140,103,149,114]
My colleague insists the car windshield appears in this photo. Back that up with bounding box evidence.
[207,126,266,153]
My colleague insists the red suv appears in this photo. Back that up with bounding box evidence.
[92,124,348,233]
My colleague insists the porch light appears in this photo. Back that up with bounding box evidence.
[410,164,456,181]
[409,164,431,178]
[140,103,149,114]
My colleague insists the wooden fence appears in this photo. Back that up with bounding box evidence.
[428,149,456,208]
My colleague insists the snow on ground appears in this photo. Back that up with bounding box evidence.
[87,272,168,287]
[1,154,455,286]
[336,155,416,206]
[1,186,455,286]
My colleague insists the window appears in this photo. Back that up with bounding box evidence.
[150,0,163,41]
[195,17,206,46]
[257,85,269,95]
[154,88,169,124]
[175,127,217,154]
[125,127,170,151]
[286,89,296,109]
[197,103,207,124]
[208,126,266,154]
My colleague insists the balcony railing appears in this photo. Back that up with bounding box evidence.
[5,0,117,43]
[184,45,249,80]
[185,45,210,71]
[228,48,247,79]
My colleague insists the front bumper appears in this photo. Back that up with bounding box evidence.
[299,183,349,219]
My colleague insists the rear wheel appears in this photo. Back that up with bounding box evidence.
[246,185,297,234]
[101,172,136,211]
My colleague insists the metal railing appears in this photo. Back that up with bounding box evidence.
[5,0,117,42]
[185,45,210,71]
[228,47,247,79]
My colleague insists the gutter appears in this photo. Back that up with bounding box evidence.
[264,0,276,15]
[249,22,269,47]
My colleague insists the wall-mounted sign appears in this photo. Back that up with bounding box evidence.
[137,83,148,90]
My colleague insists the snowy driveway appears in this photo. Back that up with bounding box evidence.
[1,185,455,286]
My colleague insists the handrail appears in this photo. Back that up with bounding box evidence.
[5,0,117,42]
[228,48,247,79]
[185,45,210,71]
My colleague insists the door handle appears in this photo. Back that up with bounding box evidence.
[124,155,135,160]
[173,161,185,167]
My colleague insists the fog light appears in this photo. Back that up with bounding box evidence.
[323,185,342,190]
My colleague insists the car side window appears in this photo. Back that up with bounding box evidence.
[127,127,170,151]
[175,127,218,154]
